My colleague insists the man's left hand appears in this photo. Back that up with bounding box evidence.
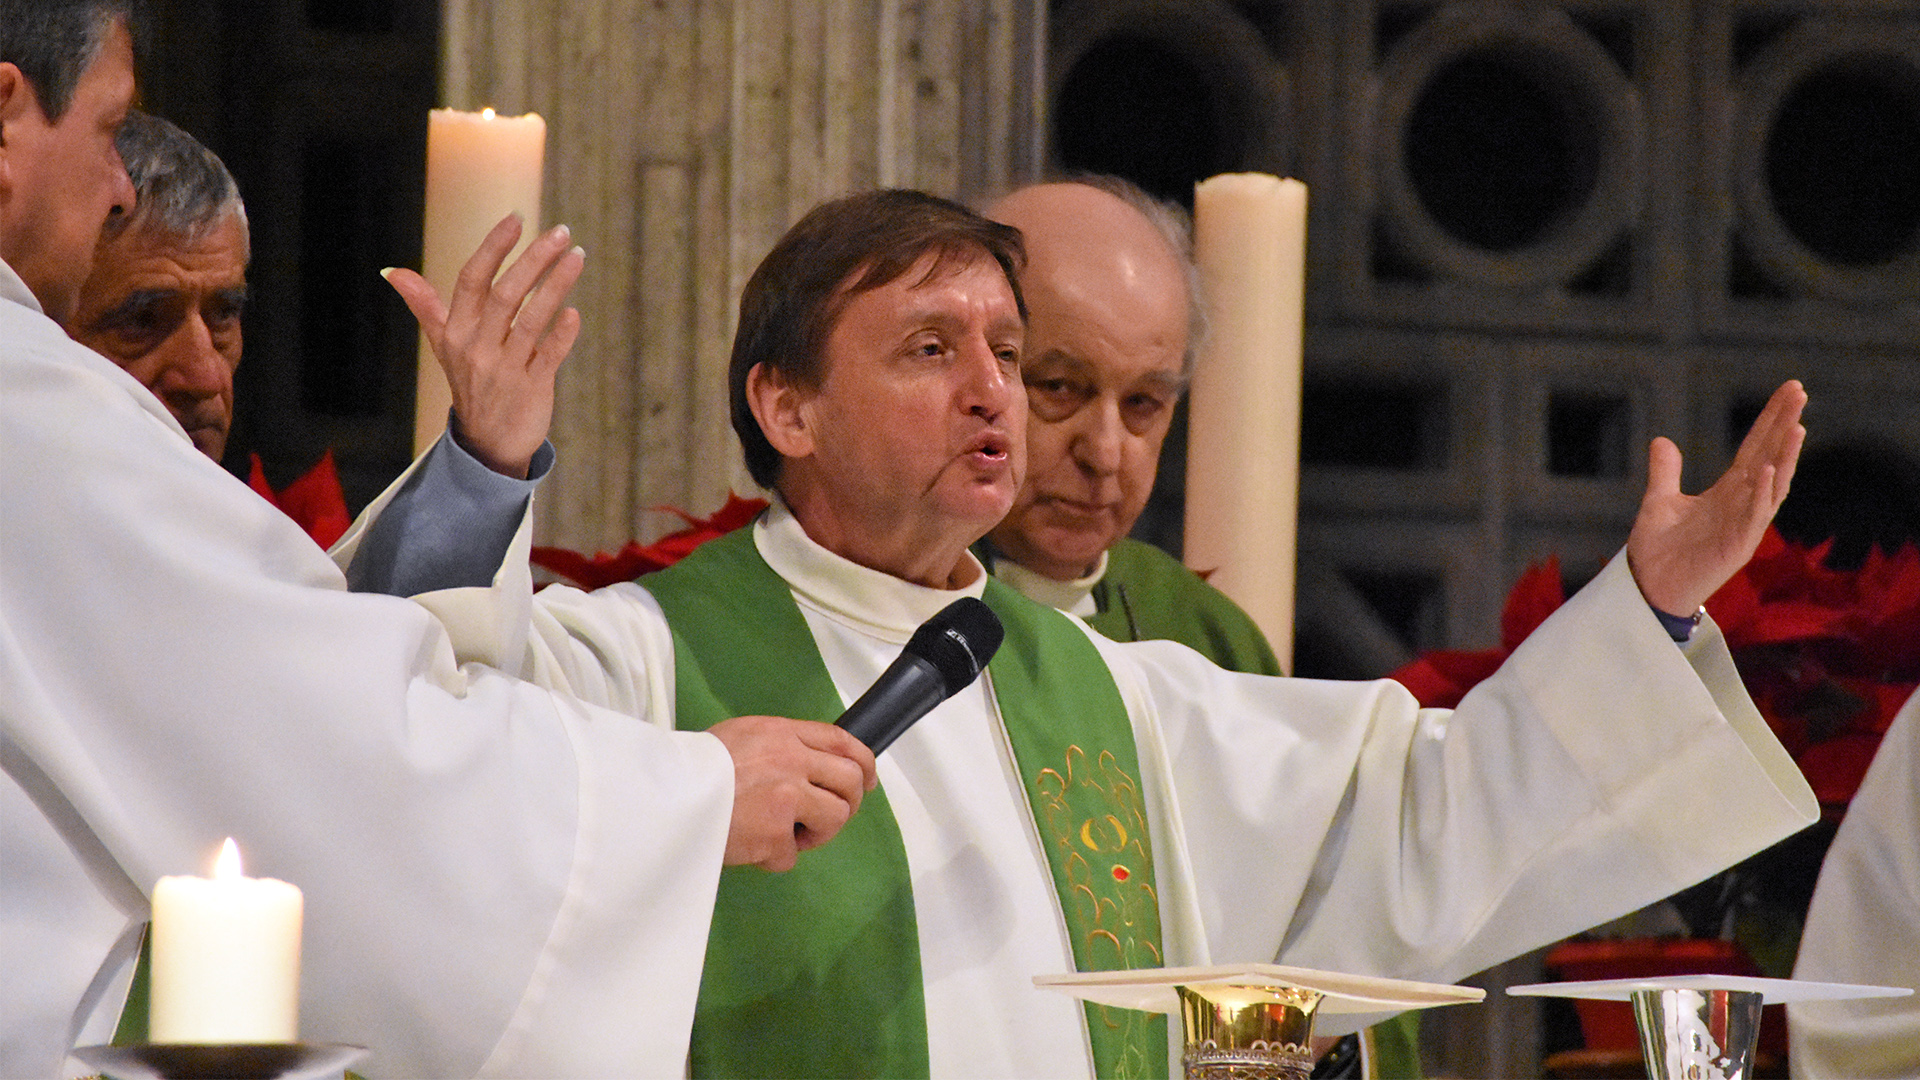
[1626,379,1807,617]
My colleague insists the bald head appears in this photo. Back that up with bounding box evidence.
[988,182,1194,372]
[984,181,1192,581]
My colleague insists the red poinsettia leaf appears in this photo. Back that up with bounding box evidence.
[1739,528,1838,602]
[531,495,770,590]
[1860,544,1920,621]
[646,533,708,562]
[1500,556,1565,652]
[1385,658,1468,709]
[1727,600,1851,648]
[529,541,675,590]
[526,546,591,585]
[247,450,351,549]
[1850,610,1920,683]
[1705,572,1762,644]
[275,450,352,549]
[246,453,275,502]
[707,493,771,532]
[644,494,770,537]
[1387,648,1508,709]
[1865,681,1920,736]
[1857,544,1893,587]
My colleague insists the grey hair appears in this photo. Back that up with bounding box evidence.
[0,0,132,121]
[103,110,250,263]
[983,172,1209,375]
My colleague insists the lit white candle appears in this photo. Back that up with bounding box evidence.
[150,838,303,1044]
[1184,173,1308,672]
[414,107,546,454]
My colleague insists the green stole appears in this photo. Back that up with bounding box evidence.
[645,526,1168,1078]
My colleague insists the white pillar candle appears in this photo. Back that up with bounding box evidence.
[150,839,303,1044]
[1184,173,1307,673]
[414,107,546,454]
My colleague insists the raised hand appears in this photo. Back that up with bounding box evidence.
[383,214,585,478]
[708,715,879,872]
[1626,380,1807,617]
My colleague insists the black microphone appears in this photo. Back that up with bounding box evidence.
[837,597,1004,754]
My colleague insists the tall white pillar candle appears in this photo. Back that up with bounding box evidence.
[1184,173,1307,673]
[150,838,303,1044]
[414,107,546,454]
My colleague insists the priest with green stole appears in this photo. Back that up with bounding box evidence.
[361,188,1819,1078]
[973,177,1427,1077]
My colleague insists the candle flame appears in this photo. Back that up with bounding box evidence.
[481,107,496,121]
[213,837,244,880]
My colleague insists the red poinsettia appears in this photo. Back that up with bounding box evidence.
[530,494,770,590]
[247,449,351,550]
[1387,528,1920,813]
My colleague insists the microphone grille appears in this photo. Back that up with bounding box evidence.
[905,597,1005,695]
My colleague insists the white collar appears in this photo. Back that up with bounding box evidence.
[755,497,988,645]
[0,255,42,312]
[990,550,1107,619]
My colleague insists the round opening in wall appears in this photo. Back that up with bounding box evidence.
[1373,5,1643,291]
[1734,25,1920,302]
[1054,35,1228,207]
[1766,62,1920,267]
[1403,50,1601,252]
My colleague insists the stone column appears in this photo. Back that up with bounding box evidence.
[440,0,1043,550]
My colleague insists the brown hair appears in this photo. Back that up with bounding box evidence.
[729,188,1026,490]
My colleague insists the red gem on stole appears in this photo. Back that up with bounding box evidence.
[1112,865,1130,882]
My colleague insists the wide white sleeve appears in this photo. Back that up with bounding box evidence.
[1097,551,1816,989]
[344,489,681,724]
[336,451,546,684]
[1789,692,1920,1079]
[335,452,681,720]
[0,311,731,1079]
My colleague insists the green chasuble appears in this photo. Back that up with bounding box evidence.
[1085,540,1282,677]
[974,538,1282,677]
[645,527,1168,1079]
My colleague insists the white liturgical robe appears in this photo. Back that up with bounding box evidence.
[393,496,1819,1078]
[0,258,736,1079]
[1789,690,1920,1079]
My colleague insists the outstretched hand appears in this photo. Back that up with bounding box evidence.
[1626,380,1807,617]
[383,214,585,478]
[709,715,879,872]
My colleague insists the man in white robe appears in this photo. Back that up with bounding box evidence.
[1789,690,1920,1078]
[0,5,874,1075]
[373,188,1820,1077]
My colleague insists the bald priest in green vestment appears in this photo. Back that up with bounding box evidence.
[972,176,1280,673]
[360,188,1819,1078]
[971,177,1452,1077]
